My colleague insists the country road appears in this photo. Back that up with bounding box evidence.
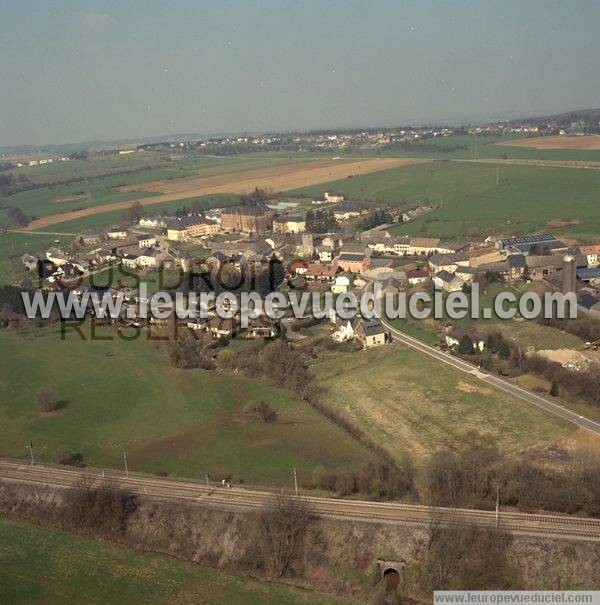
[358,278,600,435]
[1,460,599,542]
[380,318,600,435]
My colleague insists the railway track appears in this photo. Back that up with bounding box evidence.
[1,461,599,542]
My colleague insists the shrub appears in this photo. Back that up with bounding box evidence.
[35,388,60,412]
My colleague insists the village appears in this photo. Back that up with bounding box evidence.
[15,187,600,362]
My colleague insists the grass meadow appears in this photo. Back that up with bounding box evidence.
[0,324,369,486]
[311,345,586,472]
[289,160,600,240]
[0,515,352,605]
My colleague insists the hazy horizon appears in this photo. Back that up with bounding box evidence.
[2,0,599,147]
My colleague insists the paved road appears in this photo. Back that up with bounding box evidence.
[2,460,599,542]
[381,319,600,435]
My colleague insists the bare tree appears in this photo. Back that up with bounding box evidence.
[244,401,278,423]
[256,494,312,578]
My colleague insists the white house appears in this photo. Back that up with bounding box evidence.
[106,227,128,239]
[433,270,465,292]
[331,275,351,294]
[137,234,157,248]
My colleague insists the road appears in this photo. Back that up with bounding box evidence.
[380,318,600,435]
[1,460,599,542]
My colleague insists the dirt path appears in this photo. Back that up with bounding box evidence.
[22,157,429,231]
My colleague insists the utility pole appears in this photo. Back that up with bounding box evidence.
[293,467,298,496]
[495,483,500,529]
[123,451,129,478]
[26,442,34,466]
[205,474,210,489]
[496,166,499,185]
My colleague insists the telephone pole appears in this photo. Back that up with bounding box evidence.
[123,451,129,478]
[496,166,499,185]
[293,467,298,496]
[26,442,34,466]
[495,483,500,529]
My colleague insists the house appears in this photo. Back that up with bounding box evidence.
[445,326,485,352]
[354,318,387,348]
[70,258,90,273]
[406,266,430,285]
[245,316,279,339]
[78,230,105,246]
[287,260,308,276]
[20,253,39,272]
[137,234,157,248]
[166,216,219,241]
[336,245,371,273]
[48,262,83,283]
[121,254,140,269]
[579,245,600,268]
[305,262,339,282]
[96,248,116,263]
[139,216,169,229]
[333,201,369,221]
[317,245,333,262]
[46,247,69,266]
[106,227,129,239]
[506,254,527,281]
[331,275,351,294]
[577,267,600,286]
[324,192,344,203]
[525,254,563,280]
[272,214,306,234]
[454,266,479,283]
[429,252,458,274]
[366,236,460,257]
[433,270,464,292]
[208,317,237,338]
[186,318,208,331]
[337,252,370,274]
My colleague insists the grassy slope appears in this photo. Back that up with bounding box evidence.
[0,515,352,605]
[312,345,584,470]
[0,325,369,486]
[289,161,600,240]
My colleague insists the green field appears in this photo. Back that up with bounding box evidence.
[372,134,600,162]
[289,160,600,240]
[312,345,584,470]
[1,153,302,228]
[0,325,369,486]
[0,515,352,605]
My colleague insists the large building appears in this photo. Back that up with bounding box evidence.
[272,214,306,234]
[166,216,219,241]
[220,205,274,233]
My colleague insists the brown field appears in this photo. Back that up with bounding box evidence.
[499,135,600,149]
[23,157,429,231]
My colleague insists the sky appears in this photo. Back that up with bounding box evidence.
[1,0,599,146]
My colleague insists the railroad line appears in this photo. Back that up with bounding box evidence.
[1,461,598,542]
